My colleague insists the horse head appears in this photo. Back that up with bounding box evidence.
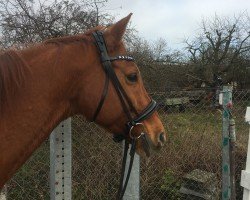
[75,14,167,157]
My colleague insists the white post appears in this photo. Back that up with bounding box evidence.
[50,118,72,200]
[0,186,7,200]
[123,143,140,200]
[241,107,250,200]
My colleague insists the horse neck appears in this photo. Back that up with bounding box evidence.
[0,42,87,187]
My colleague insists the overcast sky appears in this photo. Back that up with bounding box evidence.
[105,0,250,49]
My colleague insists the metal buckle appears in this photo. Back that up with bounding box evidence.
[129,123,145,140]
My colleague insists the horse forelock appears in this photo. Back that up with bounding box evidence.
[0,50,29,113]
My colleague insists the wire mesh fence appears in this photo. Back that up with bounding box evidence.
[5,88,250,199]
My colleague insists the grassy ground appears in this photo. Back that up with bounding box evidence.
[7,102,249,199]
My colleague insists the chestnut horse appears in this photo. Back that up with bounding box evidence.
[0,14,166,189]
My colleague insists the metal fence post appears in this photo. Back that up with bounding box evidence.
[50,118,72,200]
[222,86,233,200]
[241,107,250,200]
[123,143,140,200]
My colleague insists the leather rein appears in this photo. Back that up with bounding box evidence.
[92,31,157,200]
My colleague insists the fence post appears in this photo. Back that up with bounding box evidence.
[50,118,72,200]
[0,186,7,200]
[221,86,232,200]
[123,143,140,200]
[241,107,250,200]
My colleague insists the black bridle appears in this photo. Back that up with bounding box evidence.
[92,31,158,200]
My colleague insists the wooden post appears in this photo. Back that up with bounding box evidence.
[222,86,232,200]
[50,118,72,200]
[123,143,140,200]
[241,107,250,200]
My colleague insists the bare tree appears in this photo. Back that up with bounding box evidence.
[185,13,250,86]
[126,36,187,90]
[128,36,184,65]
[0,0,112,48]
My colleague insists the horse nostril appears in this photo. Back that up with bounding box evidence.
[159,132,166,143]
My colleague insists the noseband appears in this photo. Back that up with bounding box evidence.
[92,31,157,199]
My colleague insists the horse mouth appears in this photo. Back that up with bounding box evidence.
[136,133,163,157]
[140,133,151,157]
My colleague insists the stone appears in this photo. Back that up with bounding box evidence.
[179,169,219,200]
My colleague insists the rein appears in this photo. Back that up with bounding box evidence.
[92,31,157,200]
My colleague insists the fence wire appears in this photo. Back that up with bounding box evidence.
[6,88,250,200]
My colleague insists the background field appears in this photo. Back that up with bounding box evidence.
[6,89,249,200]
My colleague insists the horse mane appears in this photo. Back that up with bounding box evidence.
[0,50,29,113]
[44,26,104,45]
[0,26,104,113]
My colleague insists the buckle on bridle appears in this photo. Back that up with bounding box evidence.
[128,123,145,140]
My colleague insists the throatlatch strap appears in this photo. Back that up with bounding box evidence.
[92,31,136,122]
[94,31,139,115]
[92,72,110,122]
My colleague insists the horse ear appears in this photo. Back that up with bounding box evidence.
[105,13,132,42]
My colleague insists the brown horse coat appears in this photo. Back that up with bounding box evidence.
[0,14,166,188]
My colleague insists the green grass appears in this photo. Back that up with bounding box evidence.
[7,103,249,199]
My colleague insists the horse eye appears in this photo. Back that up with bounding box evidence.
[126,73,138,82]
